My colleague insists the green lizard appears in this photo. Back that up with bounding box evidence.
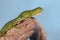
[0,7,43,36]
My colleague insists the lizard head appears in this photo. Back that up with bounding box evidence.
[32,7,43,16]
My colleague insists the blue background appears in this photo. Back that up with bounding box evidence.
[0,0,60,40]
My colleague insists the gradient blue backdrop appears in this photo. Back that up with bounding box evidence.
[0,0,60,40]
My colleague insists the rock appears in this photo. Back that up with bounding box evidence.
[30,19,46,40]
[0,18,46,40]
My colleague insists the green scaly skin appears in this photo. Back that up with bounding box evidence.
[0,7,43,36]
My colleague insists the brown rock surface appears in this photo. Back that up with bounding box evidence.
[0,18,46,40]
[30,19,46,40]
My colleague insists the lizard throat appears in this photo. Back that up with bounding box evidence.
[34,13,41,16]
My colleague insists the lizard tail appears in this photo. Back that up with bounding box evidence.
[0,31,5,37]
